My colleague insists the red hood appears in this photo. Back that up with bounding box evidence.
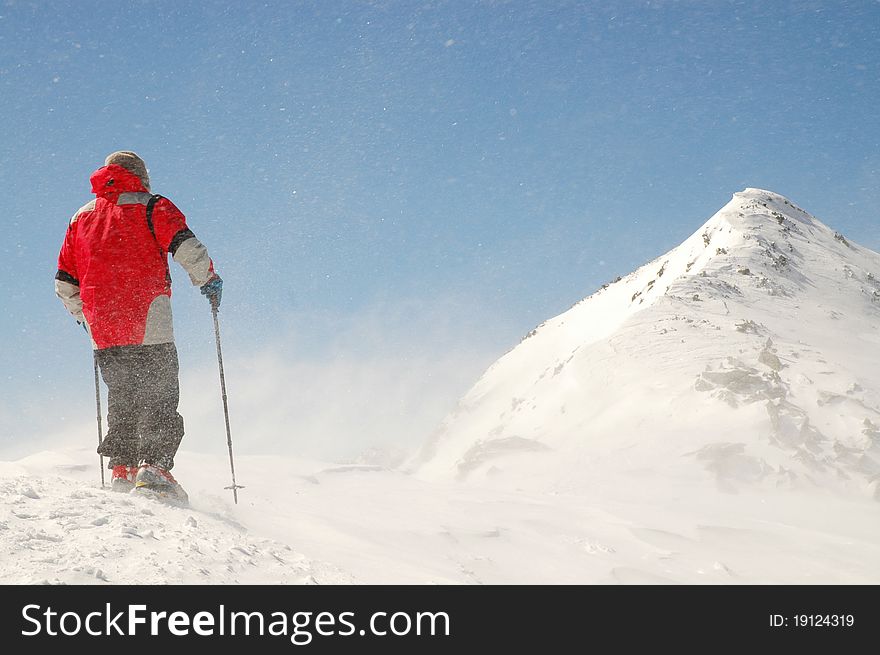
[90,164,147,201]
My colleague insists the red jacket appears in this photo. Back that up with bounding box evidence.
[55,164,216,349]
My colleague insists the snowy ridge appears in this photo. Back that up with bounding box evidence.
[416,189,880,499]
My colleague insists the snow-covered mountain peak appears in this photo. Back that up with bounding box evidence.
[607,187,866,316]
[700,187,835,249]
[416,190,880,500]
[729,187,813,221]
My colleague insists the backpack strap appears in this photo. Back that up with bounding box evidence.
[146,194,163,239]
[145,194,172,287]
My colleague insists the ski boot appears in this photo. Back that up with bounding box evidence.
[110,465,138,492]
[134,463,189,506]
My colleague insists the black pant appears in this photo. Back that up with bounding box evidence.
[95,343,185,471]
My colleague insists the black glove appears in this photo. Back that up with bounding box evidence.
[200,274,223,309]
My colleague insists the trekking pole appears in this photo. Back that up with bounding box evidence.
[93,352,105,488]
[212,304,244,504]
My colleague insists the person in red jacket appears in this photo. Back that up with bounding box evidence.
[55,151,222,501]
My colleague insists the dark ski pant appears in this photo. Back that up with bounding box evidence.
[95,342,184,471]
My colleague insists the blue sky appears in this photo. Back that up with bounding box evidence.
[1,1,879,458]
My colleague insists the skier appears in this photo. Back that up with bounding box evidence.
[54,151,223,502]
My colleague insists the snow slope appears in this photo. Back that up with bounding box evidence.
[415,189,880,500]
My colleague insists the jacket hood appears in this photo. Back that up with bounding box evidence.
[104,151,150,191]
[90,164,148,201]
